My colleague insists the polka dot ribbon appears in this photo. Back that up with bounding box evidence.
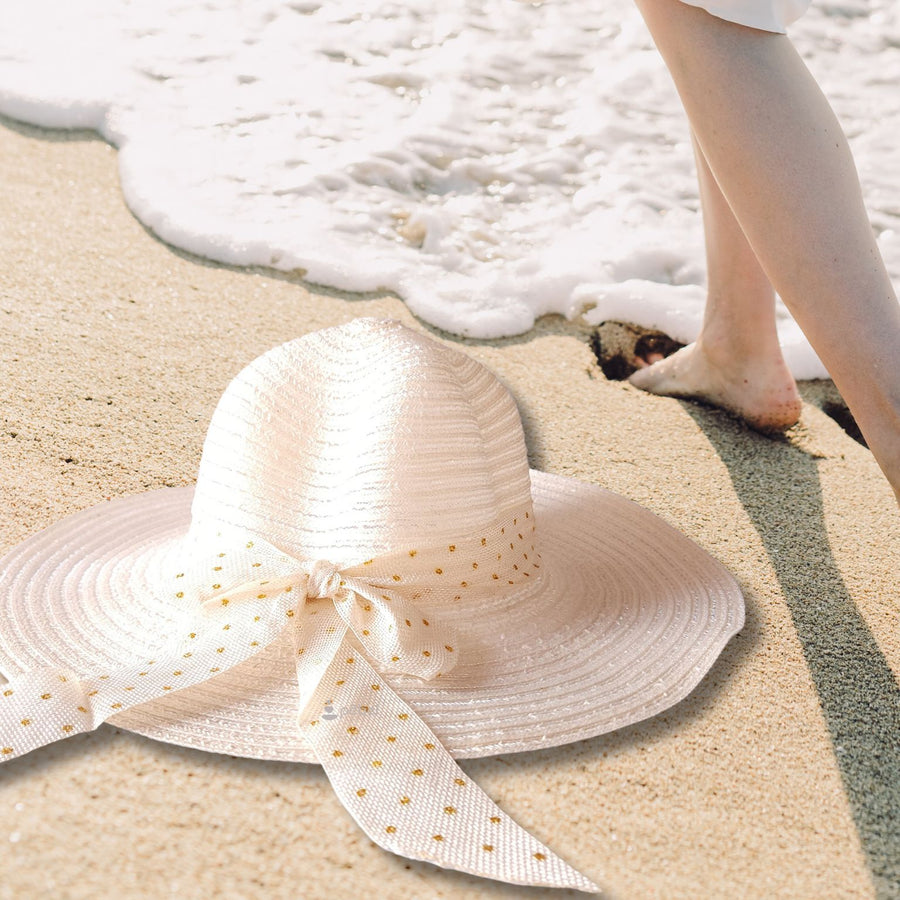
[0,537,598,892]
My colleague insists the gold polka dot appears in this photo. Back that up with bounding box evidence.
[286,610,295,618]
[210,667,220,673]
[217,553,226,558]
[284,586,293,593]
[40,693,51,700]
[408,550,417,557]
[371,684,380,691]
[412,769,424,777]
[433,835,444,842]
[183,652,193,658]
[124,686,135,692]
[212,583,221,590]
[448,544,456,552]
[250,641,259,647]
[298,648,306,656]
[356,788,367,797]
[444,806,456,815]
[77,707,87,714]
[346,657,355,664]
[454,778,466,786]
[422,619,429,626]
[333,750,343,757]
[492,573,499,580]
[424,743,435,750]
[216,647,225,653]
[400,796,410,805]
[490,816,501,824]
[460,581,468,588]
[20,719,30,727]
[175,573,184,578]
[99,675,109,680]
[189,633,197,639]
[481,537,487,546]
[347,726,358,734]
[534,852,546,861]
[162,686,172,691]
[257,593,267,600]
[398,713,409,721]
[385,825,397,834]
[392,575,401,582]
[404,619,412,627]
[111,702,123,709]
[336,678,345,685]
[246,541,254,548]
[444,645,454,653]
[61,724,75,733]
[391,655,400,662]
[386,736,396,743]
[87,690,98,697]
[483,844,494,852]
[2,689,11,697]
[213,566,222,572]
[175,592,184,599]
[362,629,370,637]
[363,559,373,566]
[472,562,478,569]
[422,650,431,657]
[372,760,382,768]
[1,747,13,755]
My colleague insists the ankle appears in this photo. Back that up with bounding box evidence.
[695,328,792,380]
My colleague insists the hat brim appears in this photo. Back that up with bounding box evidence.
[0,471,743,761]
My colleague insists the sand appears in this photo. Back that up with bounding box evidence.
[1,115,898,900]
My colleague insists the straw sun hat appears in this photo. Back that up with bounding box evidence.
[0,318,743,891]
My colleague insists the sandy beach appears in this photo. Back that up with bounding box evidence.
[1,116,898,899]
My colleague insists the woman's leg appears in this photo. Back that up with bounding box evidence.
[630,0,900,499]
[630,130,803,431]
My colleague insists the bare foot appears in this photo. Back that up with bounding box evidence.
[627,340,803,433]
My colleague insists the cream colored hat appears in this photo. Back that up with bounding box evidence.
[0,318,743,891]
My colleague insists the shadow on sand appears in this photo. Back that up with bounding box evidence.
[677,402,900,898]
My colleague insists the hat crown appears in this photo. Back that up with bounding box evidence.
[189,319,533,563]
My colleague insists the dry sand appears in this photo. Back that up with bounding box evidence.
[1,116,898,900]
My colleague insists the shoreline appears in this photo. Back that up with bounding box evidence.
[1,117,898,899]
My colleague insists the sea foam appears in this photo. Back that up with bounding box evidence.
[1,0,898,379]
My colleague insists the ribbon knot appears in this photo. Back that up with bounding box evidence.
[304,560,343,601]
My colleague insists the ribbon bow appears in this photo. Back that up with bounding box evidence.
[0,537,598,892]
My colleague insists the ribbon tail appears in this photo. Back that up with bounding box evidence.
[295,638,600,893]
[0,668,93,760]
[0,582,300,765]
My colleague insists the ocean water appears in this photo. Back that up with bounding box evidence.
[1,0,898,378]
